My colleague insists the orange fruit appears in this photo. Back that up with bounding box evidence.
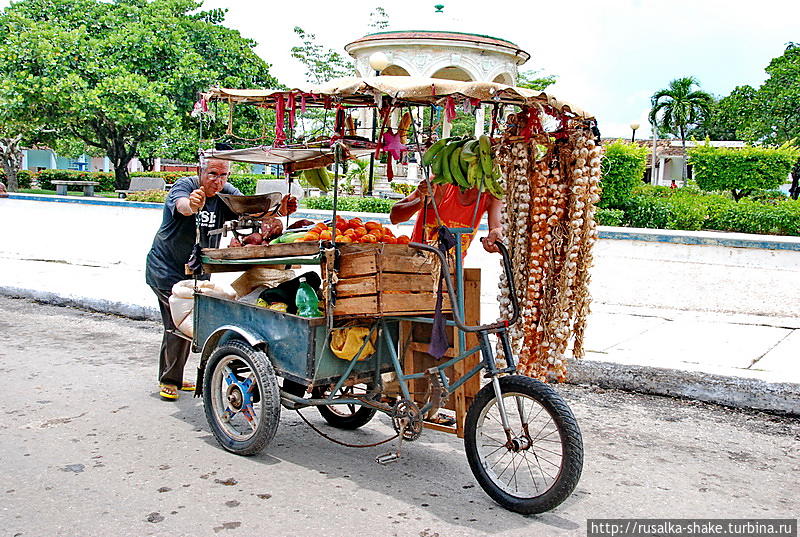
[381,227,395,237]
[353,227,367,238]
[370,229,383,240]
[319,229,332,240]
[335,235,352,243]
[360,234,377,243]
[382,235,397,244]
[347,218,362,228]
[305,231,320,241]
[396,235,410,245]
[336,221,348,232]
[364,221,382,232]
[313,222,327,232]
[344,228,357,238]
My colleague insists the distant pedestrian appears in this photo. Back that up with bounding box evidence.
[670,179,678,190]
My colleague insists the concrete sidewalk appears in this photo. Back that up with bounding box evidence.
[1,195,798,415]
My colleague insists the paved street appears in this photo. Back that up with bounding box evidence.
[1,296,797,537]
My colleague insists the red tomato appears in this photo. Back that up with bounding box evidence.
[396,235,410,245]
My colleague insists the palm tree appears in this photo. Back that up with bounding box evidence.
[649,77,713,180]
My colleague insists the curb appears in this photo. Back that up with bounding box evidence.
[568,358,800,417]
[0,286,159,322]
[3,285,798,416]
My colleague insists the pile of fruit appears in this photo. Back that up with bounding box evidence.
[229,217,410,246]
[422,135,505,199]
[296,217,410,244]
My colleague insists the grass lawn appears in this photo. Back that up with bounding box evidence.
[18,188,118,198]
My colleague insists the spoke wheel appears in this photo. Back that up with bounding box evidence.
[203,340,280,455]
[464,375,583,514]
[311,383,377,430]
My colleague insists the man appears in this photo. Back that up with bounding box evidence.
[145,157,296,400]
[390,178,503,254]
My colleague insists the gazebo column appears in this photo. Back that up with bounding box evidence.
[474,105,486,137]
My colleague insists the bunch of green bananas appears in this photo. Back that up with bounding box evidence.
[302,167,332,192]
[421,135,505,198]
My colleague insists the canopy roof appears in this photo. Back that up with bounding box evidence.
[202,145,373,168]
[203,76,592,119]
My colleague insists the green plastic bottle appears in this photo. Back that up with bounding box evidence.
[295,276,323,318]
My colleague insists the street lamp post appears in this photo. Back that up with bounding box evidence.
[366,52,390,196]
[630,122,640,143]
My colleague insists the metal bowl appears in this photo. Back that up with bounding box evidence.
[217,193,283,217]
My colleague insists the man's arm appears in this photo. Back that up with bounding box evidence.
[175,189,205,216]
[390,181,442,225]
[482,196,504,253]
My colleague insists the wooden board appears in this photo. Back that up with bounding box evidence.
[400,268,481,438]
[203,241,319,260]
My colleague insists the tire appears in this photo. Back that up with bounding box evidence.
[464,375,583,514]
[311,384,377,430]
[203,340,280,456]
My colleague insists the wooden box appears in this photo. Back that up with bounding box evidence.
[325,243,452,317]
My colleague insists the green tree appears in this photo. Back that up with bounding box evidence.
[291,26,354,84]
[649,76,713,179]
[0,0,279,189]
[516,70,557,91]
[751,43,800,198]
[690,86,758,141]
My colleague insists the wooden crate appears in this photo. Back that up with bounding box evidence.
[203,241,319,260]
[325,243,452,317]
[396,268,482,438]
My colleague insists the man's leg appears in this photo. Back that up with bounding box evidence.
[150,287,192,388]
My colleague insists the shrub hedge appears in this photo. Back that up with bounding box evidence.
[599,140,648,208]
[688,143,799,201]
[301,195,396,213]
[126,189,167,203]
[609,185,800,235]
[0,169,34,188]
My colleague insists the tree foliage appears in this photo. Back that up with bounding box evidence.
[599,141,648,208]
[291,26,354,84]
[689,86,758,141]
[0,0,279,188]
[688,143,799,201]
[516,70,557,91]
[368,6,390,30]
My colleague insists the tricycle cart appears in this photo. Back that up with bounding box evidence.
[188,76,600,514]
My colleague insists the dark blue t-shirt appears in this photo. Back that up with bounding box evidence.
[145,177,241,290]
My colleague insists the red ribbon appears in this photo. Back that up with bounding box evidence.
[444,96,457,123]
[300,94,307,114]
[287,92,296,133]
[274,93,286,146]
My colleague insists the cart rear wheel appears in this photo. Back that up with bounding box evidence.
[464,375,583,514]
[312,384,377,430]
[203,339,280,456]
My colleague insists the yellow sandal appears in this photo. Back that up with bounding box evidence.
[180,381,196,392]
[159,383,179,400]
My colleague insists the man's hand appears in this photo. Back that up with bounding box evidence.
[279,194,297,216]
[482,227,504,253]
[188,188,206,214]
[416,179,431,200]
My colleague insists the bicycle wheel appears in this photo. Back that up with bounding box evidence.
[203,340,280,456]
[464,375,583,514]
[311,383,377,430]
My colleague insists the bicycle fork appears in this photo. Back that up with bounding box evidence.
[478,327,518,444]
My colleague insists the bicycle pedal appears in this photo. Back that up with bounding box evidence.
[375,452,400,465]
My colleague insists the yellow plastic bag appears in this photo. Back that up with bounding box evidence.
[330,327,376,361]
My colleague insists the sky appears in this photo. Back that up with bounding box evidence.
[2,0,798,139]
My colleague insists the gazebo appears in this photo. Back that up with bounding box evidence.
[345,29,530,138]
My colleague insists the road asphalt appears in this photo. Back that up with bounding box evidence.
[1,296,797,537]
[1,195,799,415]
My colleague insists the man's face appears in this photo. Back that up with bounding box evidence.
[199,159,231,197]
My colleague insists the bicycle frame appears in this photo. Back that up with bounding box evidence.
[283,228,522,433]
